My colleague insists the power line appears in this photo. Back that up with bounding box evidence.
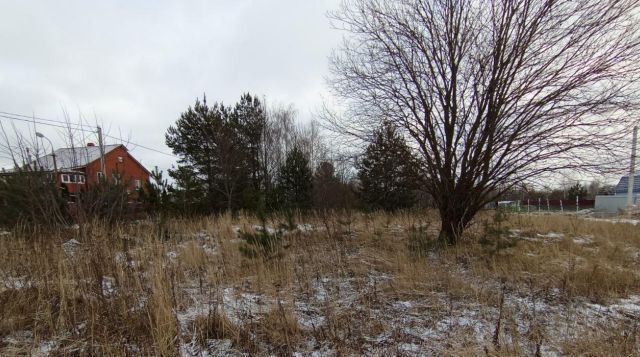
[103,133,178,157]
[0,114,93,132]
[0,111,178,158]
[0,111,92,130]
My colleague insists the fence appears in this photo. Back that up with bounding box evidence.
[497,198,595,213]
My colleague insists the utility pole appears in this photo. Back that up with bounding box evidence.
[97,126,106,180]
[627,126,638,211]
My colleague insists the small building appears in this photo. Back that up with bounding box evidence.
[36,143,150,197]
[594,173,640,213]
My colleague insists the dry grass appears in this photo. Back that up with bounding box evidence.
[0,210,639,355]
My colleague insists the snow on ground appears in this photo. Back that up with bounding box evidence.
[173,272,640,356]
[3,220,638,355]
[584,217,640,225]
[62,238,81,254]
[572,235,594,245]
[101,276,117,297]
[537,232,564,239]
[180,336,238,357]
[0,275,32,292]
[3,266,638,355]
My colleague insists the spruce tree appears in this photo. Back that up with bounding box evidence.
[168,165,205,215]
[231,93,267,209]
[278,147,313,210]
[357,121,420,211]
[313,161,342,210]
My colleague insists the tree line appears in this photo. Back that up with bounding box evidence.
[153,93,425,216]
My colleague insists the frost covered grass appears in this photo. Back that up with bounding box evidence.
[0,210,639,355]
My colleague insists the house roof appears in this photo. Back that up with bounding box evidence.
[615,173,640,194]
[36,144,121,170]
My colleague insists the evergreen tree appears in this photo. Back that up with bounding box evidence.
[567,183,588,199]
[357,121,421,211]
[278,147,313,210]
[231,93,267,209]
[167,165,205,215]
[313,161,343,210]
[166,96,228,211]
[166,94,266,212]
[233,93,266,188]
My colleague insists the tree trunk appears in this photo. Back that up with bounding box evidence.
[437,202,472,246]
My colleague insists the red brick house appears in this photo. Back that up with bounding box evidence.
[36,143,151,197]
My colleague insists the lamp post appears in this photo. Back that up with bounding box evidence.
[36,132,57,176]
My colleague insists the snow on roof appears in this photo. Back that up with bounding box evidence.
[36,144,121,170]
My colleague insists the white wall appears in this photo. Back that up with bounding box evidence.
[594,194,640,213]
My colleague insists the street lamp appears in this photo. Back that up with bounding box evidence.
[35,132,58,175]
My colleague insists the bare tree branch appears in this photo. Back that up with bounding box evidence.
[328,0,640,244]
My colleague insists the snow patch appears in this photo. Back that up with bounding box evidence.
[573,236,594,245]
[62,239,81,254]
[101,276,117,297]
[537,232,564,239]
[585,217,640,226]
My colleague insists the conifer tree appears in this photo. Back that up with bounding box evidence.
[231,93,267,209]
[168,165,205,215]
[166,94,266,212]
[357,121,420,211]
[278,146,313,210]
[313,161,344,210]
[567,183,588,200]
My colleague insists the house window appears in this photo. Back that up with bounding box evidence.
[77,175,85,184]
[97,171,105,181]
[61,174,70,183]
[69,174,77,183]
[112,173,121,184]
[117,156,124,163]
[134,179,142,189]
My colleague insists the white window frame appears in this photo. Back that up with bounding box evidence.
[61,174,70,183]
[97,171,105,181]
[134,179,142,189]
[77,175,85,184]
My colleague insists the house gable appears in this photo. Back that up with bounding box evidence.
[83,145,150,189]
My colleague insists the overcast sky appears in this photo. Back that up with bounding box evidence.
[0,0,342,172]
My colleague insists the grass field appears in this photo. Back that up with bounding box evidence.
[1,210,639,356]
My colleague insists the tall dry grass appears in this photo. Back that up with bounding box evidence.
[0,210,638,355]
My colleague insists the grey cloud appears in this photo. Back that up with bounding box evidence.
[0,0,342,172]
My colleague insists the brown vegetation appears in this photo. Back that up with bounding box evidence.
[0,211,638,355]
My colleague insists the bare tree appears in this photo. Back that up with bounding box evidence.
[0,121,67,226]
[328,0,640,244]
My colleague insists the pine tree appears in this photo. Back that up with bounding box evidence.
[166,94,266,212]
[567,183,588,199]
[278,147,313,210]
[166,97,228,211]
[357,121,421,211]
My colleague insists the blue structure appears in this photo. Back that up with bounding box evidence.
[594,173,640,212]
[614,173,640,195]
